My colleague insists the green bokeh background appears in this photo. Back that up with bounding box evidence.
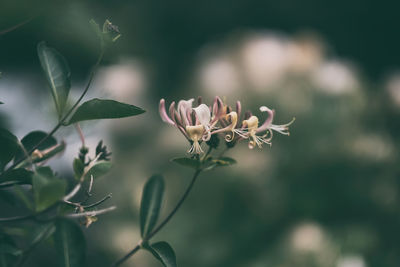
[1,0,400,266]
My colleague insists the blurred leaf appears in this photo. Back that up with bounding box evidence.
[89,19,103,41]
[29,223,55,247]
[0,168,33,187]
[0,128,19,170]
[32,167,66,212]
[14,131,57,162]
[213,157,237,166]
[0,233,21,266]
[67,98,145,124]
[171,157,200,170]
[73,158,84,179]
[54,219,85,267]
[144,241,177,267]
[37,42,71,118]
[13,184,34,210]
[85,161,112,180]
[0,101,3,104]
[140,174,165,238]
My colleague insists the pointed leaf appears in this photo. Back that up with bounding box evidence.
[54,219,86,267]
[0,168,33,187]
[140,174,165,238]
[171,157,200,170]
[0,128,19,170]
[37,42,71,118]
[84,161,112,179]
[14,131,57,162]
[73,158,84,179]
[32,167,66,211]
[67,98,145,124]
[145,241,177,267]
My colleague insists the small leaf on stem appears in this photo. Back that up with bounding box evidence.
[37,42,71,119]
[67,99,145,124]
[32,167,66,212]
[144,241,177,267]
[140,174,165,239]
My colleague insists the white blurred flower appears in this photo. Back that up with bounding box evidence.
[94,59,146,102]
[311,60,359,95]
[385,73,400,107]
[336,255,367,267]
[291,223,325,253]
[287,36,324,74]
[350,134,394,162]
[240,34,289,90]
[199,56,241,96]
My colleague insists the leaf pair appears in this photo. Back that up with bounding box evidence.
[38,42,145,123]
[140,175,177,267]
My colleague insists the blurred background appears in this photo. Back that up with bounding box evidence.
[1,0,400,266]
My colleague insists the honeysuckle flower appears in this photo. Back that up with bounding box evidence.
[237,106,295,149]
[211,100,242,142]
[159,98,220,154]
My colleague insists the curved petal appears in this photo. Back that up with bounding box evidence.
[177,98,194,126]
[256,106,274,133]
[193,104,211,127]
[159,99,175,125]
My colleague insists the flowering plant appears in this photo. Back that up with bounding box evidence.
[0,19,294,267]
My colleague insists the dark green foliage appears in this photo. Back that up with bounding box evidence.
[32,167,66,212]
[0,128,19,170]
[67,99,145,124]
[14,131,57,162]
[37,42,71,118]
[140,174,165,239]
[54,219,86,267]
[144,241,177,267]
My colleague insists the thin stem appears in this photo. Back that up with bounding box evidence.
[111,245,141,267]
[1,50,105,176]
[112,169,202,266]
[147,169,201,240]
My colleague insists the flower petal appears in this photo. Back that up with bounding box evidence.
[177,98,194,126]
[193,104,211,127]
[159,99,175,125]
[256,106,274,133]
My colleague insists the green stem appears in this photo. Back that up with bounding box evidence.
[111,168,203,267]
[0,50,105,177]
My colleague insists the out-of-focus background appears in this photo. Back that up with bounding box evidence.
[1,0,400,266]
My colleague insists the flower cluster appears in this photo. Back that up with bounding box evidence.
[159,96,295,154]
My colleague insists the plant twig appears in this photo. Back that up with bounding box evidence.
[111,168,202,266]
[0,49,105,176]
[66,206,116,218]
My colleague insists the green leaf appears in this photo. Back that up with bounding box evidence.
[67,98,145,124]
[0,233,21,266]
[0,128,19,170]
[213,157,237,166]
[0,101,3,104]
[14,131,57,162]
[0,168,33,187]
[54,219,86,267]
[37,42,71,118]
[73,158,84,179]
[145,241,177,267]
[29,223,55,247]
[84,161,112,179]
[140,174,165,238]
[171,157,200,170]
[32,167,66,212]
